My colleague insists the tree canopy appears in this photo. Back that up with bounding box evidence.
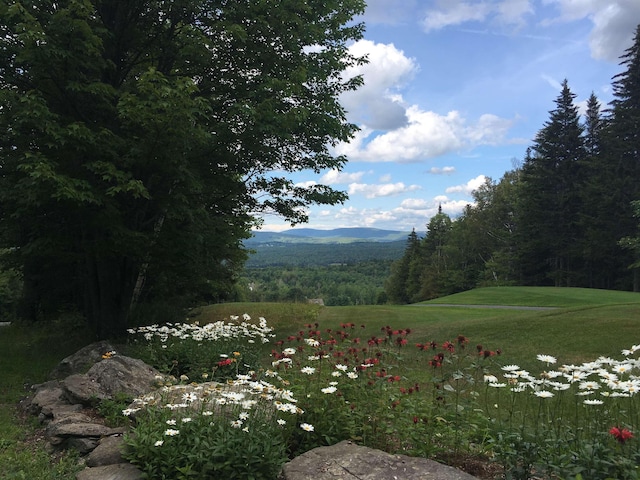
[0,0,366,337]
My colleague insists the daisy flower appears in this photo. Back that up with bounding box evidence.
[300,423,314,432]
[537,354,557,365]
[534,391,554,398]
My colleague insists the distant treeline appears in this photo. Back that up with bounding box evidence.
[238,261,393,306]
[244,241,406,267]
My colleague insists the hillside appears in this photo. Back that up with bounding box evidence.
[244,240,406,267]
[246,227,408,245]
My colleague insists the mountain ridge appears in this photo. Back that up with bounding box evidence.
[246,227,409,245]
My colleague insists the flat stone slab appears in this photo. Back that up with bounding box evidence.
[280,441,479,480]
[76,463,143,480]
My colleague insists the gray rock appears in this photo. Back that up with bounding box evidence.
[49,341,116,380]
[75,463,143,480]
[64,355,162,405]
[66,437,101,455]
[280,440,479,480]
[86,435,126,467]
[64,373,105,404]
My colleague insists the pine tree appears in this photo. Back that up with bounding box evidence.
[418,205,454,299]
[605,24,640,290]
[517,80,585,286]
[385,229,420,303]
[578,93,623,288]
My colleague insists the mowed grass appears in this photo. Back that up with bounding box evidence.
[198,287,640,374]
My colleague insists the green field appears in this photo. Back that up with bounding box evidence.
[2,286,640,478]
[198,287,640,369]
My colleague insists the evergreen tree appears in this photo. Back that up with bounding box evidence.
[605,25,640,290]
[517,80,585,286]
[385,229,420,303]
[579,93,622,288]
[418,206,454,299]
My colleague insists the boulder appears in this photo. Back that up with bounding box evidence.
[86,435,127,467]
[64,355,163,405]
[279,440,479,480]
[49,341,116,380]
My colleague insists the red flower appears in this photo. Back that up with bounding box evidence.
[610,426,634,444]
[443,341,455,353]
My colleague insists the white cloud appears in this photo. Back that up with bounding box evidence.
[348,182,421,199]
[341,40,417,130]
[445,175,487,194]
[429,166,456,175]
[422,0,534,32]
[400,198,429,209]
[541,73,563,90]
[319,170,367,184]
[336,106,515,162]
[543,0,640,61]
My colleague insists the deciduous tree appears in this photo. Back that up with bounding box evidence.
[0,0,366,337]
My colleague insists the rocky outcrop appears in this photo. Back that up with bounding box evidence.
[24,342,157,479]
[280,440,479,480]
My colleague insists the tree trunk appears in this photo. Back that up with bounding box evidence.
[85,254,138,339]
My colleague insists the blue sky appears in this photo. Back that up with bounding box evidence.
[260,0,640,233]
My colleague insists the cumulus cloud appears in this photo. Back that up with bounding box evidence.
[445,175,487,195]
[336,106,515,162]
[341,40,417,131]
[348,182,422,199]
[422,0,533,33]
[542,0,640,61]
[429,166,456,175]
[319,170,367,184]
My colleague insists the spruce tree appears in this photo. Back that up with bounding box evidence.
[605,24,640,290]
[517,80,585,286]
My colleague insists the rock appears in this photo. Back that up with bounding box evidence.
[66,437,101,455]
[64,355,163,406]
[75,463,143,480]
[86,436,126,467]
[44,412,125,452]
[49,341,116,380]
[64,374,105,404]
[279,440,479,480]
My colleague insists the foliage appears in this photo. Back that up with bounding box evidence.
[483,348,640,479]
[122,378,292,480]
[240,261,394,305]
[0,0,366,338]
[245,240,406,267]
[126,314,275,380]
[270,324,498,459]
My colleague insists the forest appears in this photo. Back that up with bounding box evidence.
[236,240,405,305]
[386,28,640,302]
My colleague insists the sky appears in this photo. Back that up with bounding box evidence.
[259,0,640,233]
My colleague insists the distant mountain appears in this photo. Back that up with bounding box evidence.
[245,227,409,245]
